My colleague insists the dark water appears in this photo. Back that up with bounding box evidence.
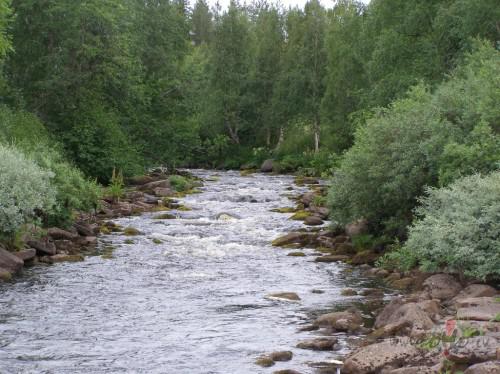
[0,170,391,374]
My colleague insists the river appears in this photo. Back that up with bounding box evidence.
[0,170,390,374]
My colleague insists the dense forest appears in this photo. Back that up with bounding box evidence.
[0,0,499,279]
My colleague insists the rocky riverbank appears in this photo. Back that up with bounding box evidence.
[262,171,500,374]
[0,169,201,282]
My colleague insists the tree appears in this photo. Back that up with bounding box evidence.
[209,1,251,144]
[191,0,213,45]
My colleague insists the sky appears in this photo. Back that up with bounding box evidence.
[204,0,371,11]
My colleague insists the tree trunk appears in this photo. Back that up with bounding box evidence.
[266,127,271,147]
[313,119,320,153]
[275,126,284,150]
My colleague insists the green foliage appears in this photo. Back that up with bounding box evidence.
[107,168,124,203]
[169,175,191,192]
[0,144,56,238]
[388,172,500,280]
[329,43,500,237]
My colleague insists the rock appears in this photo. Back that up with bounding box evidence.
[216,213,240,221]
[128,175,155,186]
[0,268,12,281]
[456,298,500,321]
[343,340,421,374]
[361,288,385,297]
[153,187,174,197]
[333,242,356,255]
[153,213,176,220]
[315,310,364,332]
[266,292,301,302]
[311,289,325,294]
[143,193,160,204]
[305,216,324,226]
[273,370,302,374]
[138,179,171,192]
[464,361,500,374]
[73,222,94,236]
[287,252,306,257]
[269,351,293,361]
[314,255,350,263]
[375,298,405,327]
[74,236,98,248]
[311,206,329,219]
[341,288,358,296]
[255,356,275,367]
[272,232,316,247]
[0,247,24,273]
[386,365,440,374]
[345,219,369,237]
[28,239,57,255]
[296,337,338,351]
[289,211,311,220]
[123,227,143,236]
[391,277,415,290]
[301,192,315,207]
[447,336,499,364]
[452,285,498,304]
[47,227,78,241]
[423,273,462,301]
[54,239,73,252]
[261,159,274,172]
[374,300,436,337]
[350,250,379,265]
[15,249,36,262]
[50,254,84,263]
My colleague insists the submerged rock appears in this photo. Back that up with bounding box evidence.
[314,309,364,332]
[314,255,350,263]
[255,356,275,367]
[269,351,293,361]
[297,337,338,351]
[272,232,316,247]
[266,292,301,302]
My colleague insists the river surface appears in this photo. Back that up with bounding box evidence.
[0,170,390,374]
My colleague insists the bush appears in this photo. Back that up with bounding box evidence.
[0,144,56,238]
[328,42,499,237]
[382,172,500,280]
[169,175,191,192]
[328,85,446,236]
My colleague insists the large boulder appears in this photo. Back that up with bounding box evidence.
[261,159,274,172]
[15,248,36,262]
[28,239,56,255]
[153,187,174,197]
[451,285,498,305]
[464,361,500,374]
[314,309,364,332]
[138,179,171,192]
[304,216,323,226]
[47,227,78,241]
[296,337,338,351]
[345,219,369,237]
[73,222,95,237]
[0,247,24,273]
[456,297,500,321]
[447,336,499,364]
[271,232,317,247]
[301,192,315,208]
[343,340,421,374]
[423,274,462,300]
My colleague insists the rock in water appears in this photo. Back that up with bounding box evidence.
[261,159,274,172]
[0,247,24,273]
[265,292,301,302]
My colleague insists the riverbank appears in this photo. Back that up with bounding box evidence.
[265,175,500,374]
[0,169,202,282]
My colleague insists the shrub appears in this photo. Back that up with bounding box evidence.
[107,168,124,203]
[169,175,191,192]
[382,172,500,280]
[0,144,56,238]
[328,84,446,236]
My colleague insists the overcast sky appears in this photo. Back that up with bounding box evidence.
[204,0,371,11]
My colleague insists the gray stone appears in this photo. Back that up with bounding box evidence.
[261,159,274,172]
[0,247,24,273]
[423,273,462,300]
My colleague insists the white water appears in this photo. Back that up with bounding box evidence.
[0,170,390,373]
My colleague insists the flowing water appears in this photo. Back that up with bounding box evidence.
[0,170,390,374]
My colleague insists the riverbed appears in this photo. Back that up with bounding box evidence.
[0,170,390,373]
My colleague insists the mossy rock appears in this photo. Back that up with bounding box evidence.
[206,176,219,182]
[124,239,135,244]
[255,356,274,367]
[341,288,358,296]
[270,207,297,213]
[0,269,12,281]
[123,227,143,236]
[240,169,257,176]
[289,211,312,220]
[287,251,306,257]
[100,225,111,235]
[349,250,380,265]
[176,205,192,211]
[153,213,176,220]
[152,238,163,244]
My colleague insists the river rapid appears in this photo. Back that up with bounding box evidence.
[0,170,390,374]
